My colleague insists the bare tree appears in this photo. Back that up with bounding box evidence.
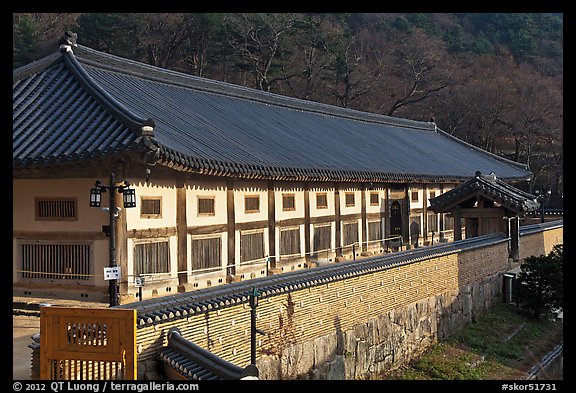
[224,13,297,92]
[380,29,451,117]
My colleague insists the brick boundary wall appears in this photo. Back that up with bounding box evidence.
[136,236,513,379]
[519,221,563,262]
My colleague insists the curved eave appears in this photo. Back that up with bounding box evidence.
[12,140,149,171]
[154,144,530,184]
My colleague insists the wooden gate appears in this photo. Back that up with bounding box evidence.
[40,306,137,380]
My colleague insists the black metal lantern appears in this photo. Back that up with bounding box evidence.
[122,187,137,208]
[89,186,102,207]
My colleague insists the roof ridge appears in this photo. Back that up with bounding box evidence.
[435,128,531,178]
[62,49,156,134]
[74,45,436,131]
[13,52,63,82]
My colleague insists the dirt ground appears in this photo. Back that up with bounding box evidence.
[13,314,40,380]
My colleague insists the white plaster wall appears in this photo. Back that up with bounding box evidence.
[309,184,335,218]
[234,181,268,224]
[274,183,305,222]
[408,186,424,210]
[339,187,362,216]
[126,179,177,231]
[187,179,227,226]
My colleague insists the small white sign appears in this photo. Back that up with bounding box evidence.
[104,267,121,280]
[134,276,145,287]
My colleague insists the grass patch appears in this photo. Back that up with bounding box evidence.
[382,303,562,380]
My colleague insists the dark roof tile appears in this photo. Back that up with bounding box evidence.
[13,45,533,182]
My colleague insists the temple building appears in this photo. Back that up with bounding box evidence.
[12,36,533,304]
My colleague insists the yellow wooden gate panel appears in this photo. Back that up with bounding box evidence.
[40,307,137,380]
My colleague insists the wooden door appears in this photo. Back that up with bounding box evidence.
[40,306,137,380]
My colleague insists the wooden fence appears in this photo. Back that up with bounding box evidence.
[40,306,137,380]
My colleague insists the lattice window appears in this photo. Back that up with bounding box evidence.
[368,220,382,242]
[343,221,359,246]
[240,231,264,263]
[370,192,379,206]
[140,197,161,219]
[428,212,438,233]
[245,195,260,213]
[282,194,296,211]
[313,224,331,252]
[134,240,170,276]
[35,198,77,221]
[197,196,215,216]
[444,215,454,231]
[20,242,91,280]
[345,192,355,207]
[191,236,221,271]
[280,227,300,258]
[316,193,328,209]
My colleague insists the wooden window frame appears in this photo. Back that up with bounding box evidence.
[197,196,216,216]
[282,193,296,211]
[369,192,379,206]
[367,220,382,242]
[342,221,359,246]
[140,196,162,219]
[191,235,221,271]
[427,212,438,233]
[316,193,328,209]
[244,195,260,214]
[133,239,170,276]
[35,197,77,221]
[345,192,355,207]
[19,240,91,281]
[279,227,301,258]
[411,191,419,203]
[313,224,332,253]
[240,230,265,263]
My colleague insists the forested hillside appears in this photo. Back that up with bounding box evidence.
[13,13,563,207]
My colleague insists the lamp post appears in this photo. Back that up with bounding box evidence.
[248,286,266,366]
[90,173,136,307]
[535,189,551,223]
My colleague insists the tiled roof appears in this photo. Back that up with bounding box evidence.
[428,171,540,214]
[158,327,245,380]
[13,44,532,183]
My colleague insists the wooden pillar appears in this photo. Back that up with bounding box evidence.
[303,182,311,258]
[422,184,428,243]
[383,186,389,241]
[509,216,520,262]
[176,177,188,290]
[226,178,236,278]
[439,184,445,240]
[116,186,129,302]
[403,185,410,244]
[453,208,462,241]
[334,183,342,257]
[267,180,276,269]
[361,184,367,253]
